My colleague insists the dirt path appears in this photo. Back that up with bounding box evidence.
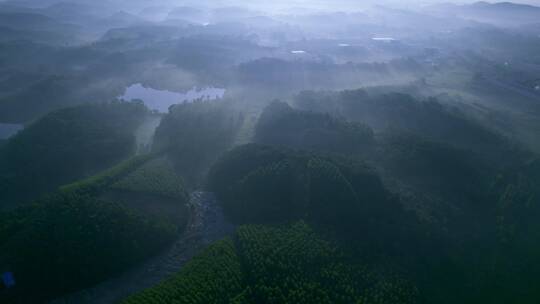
[50,191,235,304]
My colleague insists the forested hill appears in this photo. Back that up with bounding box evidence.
[0,102,148,208]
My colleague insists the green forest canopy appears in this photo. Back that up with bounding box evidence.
[122,222,419,304]
[0,101,148,207]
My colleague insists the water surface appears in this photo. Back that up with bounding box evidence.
[372,37,396,42]
[120,84,226,113]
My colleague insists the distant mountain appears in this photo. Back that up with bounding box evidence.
[100,25,181,43]
[99,10,147,28]
[40,2,106,21]
[167,6,209,24]
[427,1,540,27]
[470,1,540,10]
[0,0,116,9]
[211,7,263,24]
[0,2,105,29]
[0,25,78,44]
[468,1,540,15]
[0,12,80,32]
[137,5,170,21]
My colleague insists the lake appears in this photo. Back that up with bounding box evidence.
[372,37,396,42]
[120,84,226,113]
[0,123,23,140]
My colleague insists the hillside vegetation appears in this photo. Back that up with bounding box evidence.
[153,100,244,185]
[205,97,540,303]
[0,154,189,303]
[0,102,148,208]
[122,222,419,304]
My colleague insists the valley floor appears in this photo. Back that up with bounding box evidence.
[49,191,235,304]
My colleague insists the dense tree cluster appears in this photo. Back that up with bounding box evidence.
[122,222,419,304]
[0,192,177,303]
[253,93,529,238]
[255,101,374,155]
[0,154,189,303]
[474,158,540,303]
[206,92,540,303]
[59,154,153,195]
[153,100,244,185]
[294,89,519,164]
[0,101,148,207]
[207,144,411,242]
[112,157,189,201]
[122,238,245,304]
[377,133,492,207]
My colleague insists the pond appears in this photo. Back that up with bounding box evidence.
[120,84,226,113]
[372,37,396,42]
[0,123,23,140]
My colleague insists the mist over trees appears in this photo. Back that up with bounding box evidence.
[1,0,540,303]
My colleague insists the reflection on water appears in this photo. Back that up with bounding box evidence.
[0,123,23,140]
[120,84,226,113]
[372,37,396,42]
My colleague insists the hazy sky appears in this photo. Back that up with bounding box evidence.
[3,0,540,6]
[2,0,540,12]
[268,0,540,7]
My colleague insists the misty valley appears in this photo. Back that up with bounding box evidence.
[0,0,540,303]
